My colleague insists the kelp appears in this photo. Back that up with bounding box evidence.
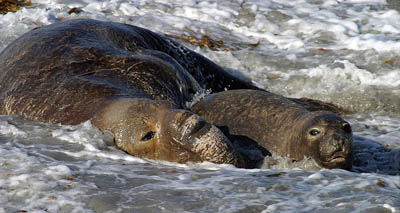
[0,0,31,15]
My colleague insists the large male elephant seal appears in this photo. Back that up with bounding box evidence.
[191,90,354,169]
[0,19,245,167]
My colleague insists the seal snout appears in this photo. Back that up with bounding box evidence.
[332,133,349,152]
[163,109,245,167]
[170,111,212,140]
[324,132,352,155]
[319,121,353,169]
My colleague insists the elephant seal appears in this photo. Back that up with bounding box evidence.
[191,90,354,169]
[0,19,245,167]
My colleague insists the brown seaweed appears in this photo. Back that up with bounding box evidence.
[0,0,31,15]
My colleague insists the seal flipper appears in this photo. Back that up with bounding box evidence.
[218,126,271,169]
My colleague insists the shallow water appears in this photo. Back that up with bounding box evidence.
[1,116,399,212]
[0,0,399,212]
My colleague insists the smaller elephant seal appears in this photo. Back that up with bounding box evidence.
[191,90,354,169]
[0,19,244,167]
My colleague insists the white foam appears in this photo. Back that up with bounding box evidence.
[51,121,106,150]
[44,165,73,179]
[1,0,400,212]
[186,89,211,108]
[293,60,400,87]
[262,152,322,170]
[0,120,27,137]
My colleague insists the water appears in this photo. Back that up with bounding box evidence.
[0,0,399,212]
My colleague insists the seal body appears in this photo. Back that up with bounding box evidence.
[0,19,244,167]
[191,90,354,169]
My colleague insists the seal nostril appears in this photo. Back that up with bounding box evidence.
[342,123,352,134]
[337,141,344,151]
[141,131,156,141]
[185,118,211,138]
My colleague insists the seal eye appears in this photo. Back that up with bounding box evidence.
[309,129,320,136]
[141,131,156,141]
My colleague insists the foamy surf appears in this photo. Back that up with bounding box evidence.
[0,0,399,212]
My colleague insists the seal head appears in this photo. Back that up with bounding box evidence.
[191,89,354,169]
[92,99,244,167]
[291,111,353,169]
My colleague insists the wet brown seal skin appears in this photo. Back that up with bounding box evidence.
[0,19,245,167]
[191,90,354,169]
